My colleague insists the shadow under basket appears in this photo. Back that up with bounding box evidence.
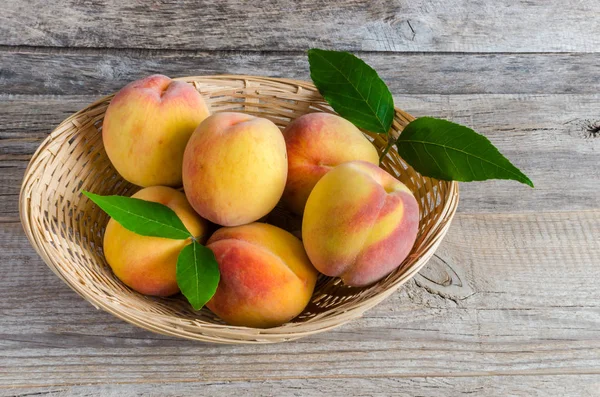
[19,75,459,344]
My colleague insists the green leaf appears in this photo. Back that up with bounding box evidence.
[176,241,220,310]
[396,117,534,187]
[82,191,192,239]
[308,48,394,134]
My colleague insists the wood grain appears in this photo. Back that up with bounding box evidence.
[2,0,599,52]
[2,376,600,397]
[2,49,600,95]
[1,210,599,389]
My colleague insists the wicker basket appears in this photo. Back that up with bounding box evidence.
[19,75,459,344]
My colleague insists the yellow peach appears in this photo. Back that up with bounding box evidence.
[182,112,288,226]
[103,186,209,296]
[206,223,318,328]
[103,74,210,187]
[282,112,379,214]
[302,161,419,287]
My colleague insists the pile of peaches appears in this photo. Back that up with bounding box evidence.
[100,75,419,328]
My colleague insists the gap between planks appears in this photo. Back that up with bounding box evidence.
[2,44,598,56]
[3,368,600,389]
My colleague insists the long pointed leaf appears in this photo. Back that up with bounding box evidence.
[83,191,192,239]
[308,48,394,134]
[396,117,533,187]
[176,241,220,310]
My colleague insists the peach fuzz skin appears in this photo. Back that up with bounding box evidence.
[102,74,210,187]
[206,223,318,328]
[282,112,379,215]
[302,161,419,287]
[103,186,209,297]
[182,112,288,227]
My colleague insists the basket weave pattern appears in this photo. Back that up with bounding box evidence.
[20,76,459,343]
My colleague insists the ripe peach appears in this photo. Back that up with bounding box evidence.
[182,112,288,227]
[102,74,210,187]
[206,223,318,328]
[302,161,419,287]
[103,186,209,296]
[282,112,379,215]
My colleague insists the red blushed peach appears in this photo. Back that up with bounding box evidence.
[302,161,419,287]
[103,74,210,187]
[206,223,318,328]
[182,112,288,227]
[103,186,209,296]
[282,112,379,215]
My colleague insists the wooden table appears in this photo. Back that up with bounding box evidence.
[2,1,599,395]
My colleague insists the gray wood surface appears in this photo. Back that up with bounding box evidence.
[1,1,599,396]
[2,0,599,52]
[2,212,600,393]
[3,376,600,397]
[3,50,600,96]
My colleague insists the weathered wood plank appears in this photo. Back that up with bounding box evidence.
[2,0,599,52]
[2,94,598,214]
[2,49,599,95]
[2,375,600,397]
[1,211,599,387]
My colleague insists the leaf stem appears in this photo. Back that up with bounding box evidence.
[379,134,397,164]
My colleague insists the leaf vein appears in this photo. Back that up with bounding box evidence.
[399,139,526,180]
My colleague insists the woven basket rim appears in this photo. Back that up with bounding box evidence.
[19,75,459,343]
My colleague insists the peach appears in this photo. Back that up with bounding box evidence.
[182,112,288,227]
[282,112,379,215]
[103,186,209,296]
[302,161,419,287]
[103,74,210,187]
[206,223,318,328]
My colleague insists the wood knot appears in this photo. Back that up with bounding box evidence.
[586,121,600,138]
[414,250,474,303]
